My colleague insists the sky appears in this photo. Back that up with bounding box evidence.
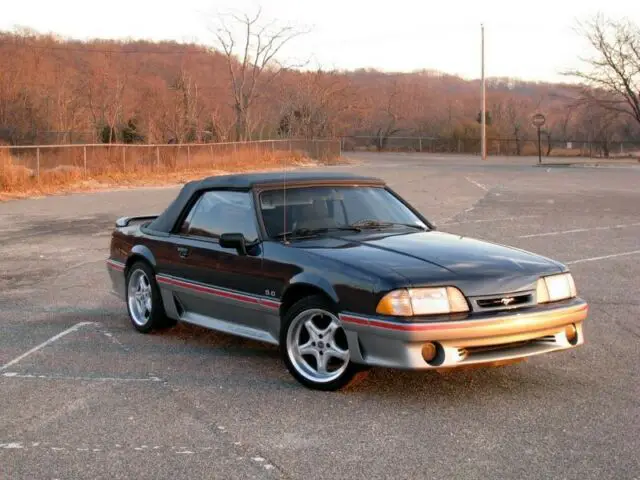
[1,0,638,82]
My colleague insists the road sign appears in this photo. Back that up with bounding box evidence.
[532,113,546,128]
[532,113,546,164]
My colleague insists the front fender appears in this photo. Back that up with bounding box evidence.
[284,272,340,305]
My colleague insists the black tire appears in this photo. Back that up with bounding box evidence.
[280,294,369,391]
[125,261,173,333]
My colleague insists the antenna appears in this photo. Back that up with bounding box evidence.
[481,23,487,161]
[282,142,288,244]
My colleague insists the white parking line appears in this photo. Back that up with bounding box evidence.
[0,440,277,471]
[0,441,215,454]
[2,372,163,382]
[518,222,640,239]
[0,322,95,372]
[566,250,640,265]
[465,177,489,192]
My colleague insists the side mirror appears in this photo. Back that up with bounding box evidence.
[219,232,247,255]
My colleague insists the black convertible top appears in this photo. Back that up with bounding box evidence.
[146,171,385,233]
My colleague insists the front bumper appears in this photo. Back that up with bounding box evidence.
[339,298,588,370]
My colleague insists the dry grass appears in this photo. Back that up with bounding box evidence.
[0,146,346,201]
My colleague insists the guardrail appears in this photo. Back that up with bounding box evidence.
[0,139,341,178]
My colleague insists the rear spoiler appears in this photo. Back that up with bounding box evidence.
[115,215,158,228]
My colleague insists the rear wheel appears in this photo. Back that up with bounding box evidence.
[281,295,368,391]
[125,261,173,333]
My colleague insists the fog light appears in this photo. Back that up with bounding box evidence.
[422,342,437,363]
[565,324,578,343]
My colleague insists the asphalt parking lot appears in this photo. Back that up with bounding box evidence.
[1,152,639,480]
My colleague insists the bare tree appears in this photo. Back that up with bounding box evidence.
[78,52,130,143]
[278,69,354,139]
[167,69,203,143]
[370,78,405,151]
[565,15,640,127]
[212,8,307,141]
[575,104,621,158]
[493,97,532,156]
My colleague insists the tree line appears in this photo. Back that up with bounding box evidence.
[1,12,638,155]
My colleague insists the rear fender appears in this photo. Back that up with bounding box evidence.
[127,244,157,271]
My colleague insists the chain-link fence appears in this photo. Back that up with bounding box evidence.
[0,139,341,178]
[340,136,640,159]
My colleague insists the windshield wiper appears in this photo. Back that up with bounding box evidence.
[348,220,428,231]
[273,226,362,239]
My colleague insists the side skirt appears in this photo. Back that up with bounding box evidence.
[158,286,280,346]
[179,311,279,346]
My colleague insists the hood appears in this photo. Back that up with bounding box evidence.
[294,231,565,296]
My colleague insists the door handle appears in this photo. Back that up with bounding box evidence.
[177,246,190,258]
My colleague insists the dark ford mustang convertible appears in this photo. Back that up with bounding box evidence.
[107,172,588,390]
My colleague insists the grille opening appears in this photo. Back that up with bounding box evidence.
[357,338,367,358]
[461,335,559,357]
[173,295,185,317]
[464,339,535,354]
[475,293,533,310]
[538,335,557,343]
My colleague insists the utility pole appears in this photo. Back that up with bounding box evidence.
[481,23,487,161]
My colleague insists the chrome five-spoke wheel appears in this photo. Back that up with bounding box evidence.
[287,308,350,383]
[125,261,172,333]
[128,269,153,326]
[281,295,367,391]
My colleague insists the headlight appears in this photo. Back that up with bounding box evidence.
[536,273,577,303]
[376,287,469,316]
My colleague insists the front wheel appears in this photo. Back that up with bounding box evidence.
[280,295,368,391]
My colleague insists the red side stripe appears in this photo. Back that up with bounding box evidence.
[106,259,125,271]
[341,313,463,332]
[157,276,258,304]
[260,299,281,310]
[339,314,370,327]
[157,275,280,310]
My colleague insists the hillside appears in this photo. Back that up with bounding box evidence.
[1,29,638,151]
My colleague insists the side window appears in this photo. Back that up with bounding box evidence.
[179,191,258,243]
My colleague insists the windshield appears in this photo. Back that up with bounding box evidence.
[258,186,429,238]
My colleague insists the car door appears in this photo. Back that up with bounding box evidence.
[155,189,274,338]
